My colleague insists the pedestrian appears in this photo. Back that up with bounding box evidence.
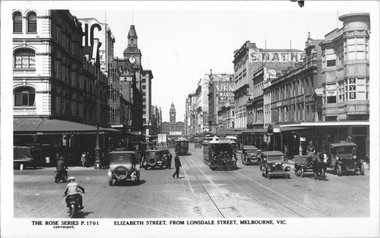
[172,153,181,179]
[167,152,172,169]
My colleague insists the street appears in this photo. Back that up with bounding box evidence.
[14,144,370,219]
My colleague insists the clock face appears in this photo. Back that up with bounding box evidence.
[129,57,136,64]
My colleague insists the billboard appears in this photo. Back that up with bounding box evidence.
[249,49,305,63]
[78,18,107,72]
[215,82,234,104]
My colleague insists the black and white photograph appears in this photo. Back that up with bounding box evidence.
[1,1,379,237]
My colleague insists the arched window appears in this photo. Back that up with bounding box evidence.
[13,12,22,33]
[27,12,37,33]
[14,49,35,69]
[14,87,35,106]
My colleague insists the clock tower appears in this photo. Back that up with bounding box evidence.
[123,25,142,89]
[169,103,176,123]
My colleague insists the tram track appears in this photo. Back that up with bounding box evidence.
[182,155,226,218]
[182,149,326,218]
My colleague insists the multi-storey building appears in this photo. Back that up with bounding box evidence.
[150,105,162,135]
[13,10,110,164]
[141,70,154,138]
[207,70,234,133]
[259,13,370,160]
[115,25,145,136]
[232,41,305,130]
[161,103,184,136]
[185,92,197,135]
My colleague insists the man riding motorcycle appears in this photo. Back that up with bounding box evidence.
[64,177,85,210]
[56,154,68,179]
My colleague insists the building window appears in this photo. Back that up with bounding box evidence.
[14,49,36,69]
[14,87,35,106]
[327,60,336,67]
[27,12,37,33]
[13,12,22,33]
[346,37,366,60]
[346,78,356,100]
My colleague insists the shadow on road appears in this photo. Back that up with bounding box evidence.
[69,211,93,219]
[112,180,147,187]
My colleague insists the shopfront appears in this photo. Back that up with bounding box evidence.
[14,118,120,166]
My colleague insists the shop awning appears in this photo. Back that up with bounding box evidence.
[216,129,244,136]
[241,129,267,134]
[14,118,121,135]
[279,126,309,132]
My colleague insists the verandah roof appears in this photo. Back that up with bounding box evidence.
[14,118,121,135]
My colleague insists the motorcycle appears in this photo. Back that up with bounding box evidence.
[54,170,68,183]
[64,192,84,218]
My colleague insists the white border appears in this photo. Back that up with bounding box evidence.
[1,1,379,238]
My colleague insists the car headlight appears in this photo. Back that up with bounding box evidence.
[352,155,357,159]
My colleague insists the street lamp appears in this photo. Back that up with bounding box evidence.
[94,97,101,169]
[94,84,109,169]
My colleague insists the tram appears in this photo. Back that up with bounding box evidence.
[175,137,189,155]
[203,137,237,170]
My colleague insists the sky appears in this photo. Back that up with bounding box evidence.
[68,2,374,122]
[5,1,379,123]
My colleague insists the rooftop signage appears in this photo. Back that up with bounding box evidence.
[249,49,305,63]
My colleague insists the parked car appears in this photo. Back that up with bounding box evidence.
[327,142,365,176]
[107,151,140,186]
[14,146,36,169]
[259,151,291,179]
[143,150,167,169]
[241,145,261,165]
[158,147,172,169]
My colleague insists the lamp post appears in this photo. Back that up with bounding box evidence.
[94,97,101,169]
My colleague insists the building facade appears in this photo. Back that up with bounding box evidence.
[161,103,184,136]
[232,41,305,130]
[13,9,110,163]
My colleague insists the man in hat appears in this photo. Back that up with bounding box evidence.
[64,177,85,210]
[172,153,182,179]
[56,153,68,178]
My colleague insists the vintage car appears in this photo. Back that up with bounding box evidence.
[143,149,167,169]
[14,146,36,169]
[241,145,261,165]
[158,147,172,169]
[194,139,203,148]
[203,138,237,170]
[107,151,140,186]
[259,151,291,179]
[327,142,365,176]
[175,137,189,155]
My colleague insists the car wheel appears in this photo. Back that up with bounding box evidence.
[360,164,365,175]
[108,179,113,186]
[300,169,304,178]
[336,165,342,176]
[265,168,269,178]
